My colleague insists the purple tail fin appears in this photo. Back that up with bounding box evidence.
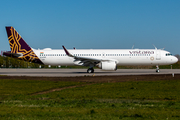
[6,26,32,54]
[5,26,43,64]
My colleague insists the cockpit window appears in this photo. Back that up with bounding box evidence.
[166,53,172,56]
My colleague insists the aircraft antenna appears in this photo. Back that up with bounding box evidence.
[153,44,157,50]
[132,44,135,49]
[161,47,165,50]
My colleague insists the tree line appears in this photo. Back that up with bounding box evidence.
[0,56,42,68]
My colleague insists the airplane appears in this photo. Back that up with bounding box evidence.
[3,26,178,73]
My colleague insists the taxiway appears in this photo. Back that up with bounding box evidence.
[0,68,179,77]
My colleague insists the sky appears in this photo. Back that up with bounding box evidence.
[0,0,180,54]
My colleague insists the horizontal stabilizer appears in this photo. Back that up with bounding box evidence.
[3,51,23,57]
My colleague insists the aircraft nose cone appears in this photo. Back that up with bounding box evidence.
[175,57,178,62]
[173,56,178,63]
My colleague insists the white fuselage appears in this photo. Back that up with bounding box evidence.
[33,48,178,66]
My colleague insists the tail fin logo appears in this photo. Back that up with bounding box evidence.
[6,27,38,62]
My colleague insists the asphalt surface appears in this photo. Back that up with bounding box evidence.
[0,68,179,77]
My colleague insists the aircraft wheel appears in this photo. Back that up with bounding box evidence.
[156,69,160,73]
[87,68,94,73]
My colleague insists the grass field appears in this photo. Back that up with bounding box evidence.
[0,75,180,120]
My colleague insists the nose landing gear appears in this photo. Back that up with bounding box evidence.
[156,65,160,73]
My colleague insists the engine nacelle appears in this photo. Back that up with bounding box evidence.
[97,62,117,71]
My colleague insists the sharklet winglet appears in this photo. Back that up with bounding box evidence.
[62,46,74,57]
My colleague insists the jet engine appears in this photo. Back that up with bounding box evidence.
[97,61,117,71]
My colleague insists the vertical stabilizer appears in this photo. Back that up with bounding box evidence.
[6,27,32,54]
[5,26,43,64]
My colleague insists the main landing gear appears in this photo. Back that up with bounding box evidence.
[156,65,160,73]
[87,68,94,73]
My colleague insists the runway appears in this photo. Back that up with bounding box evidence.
[0,68,179,77]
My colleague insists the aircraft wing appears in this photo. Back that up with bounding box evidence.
[62,46,117,66]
